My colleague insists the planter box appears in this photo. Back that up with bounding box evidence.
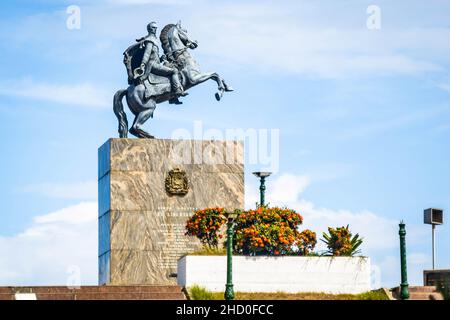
[177,255,371,294]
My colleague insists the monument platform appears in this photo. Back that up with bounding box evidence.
[98,138,244,285]
[0,285,186,300]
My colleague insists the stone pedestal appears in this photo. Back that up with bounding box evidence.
[98,138,244,285]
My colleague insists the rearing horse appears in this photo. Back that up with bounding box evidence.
[113,21,233,139]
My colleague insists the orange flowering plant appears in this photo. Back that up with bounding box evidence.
[185,206,317,255]
[185,207,227,249]
[233,207,317,256]
[296,229,318,256]
[321,225,363,256]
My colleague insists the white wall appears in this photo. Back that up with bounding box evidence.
[177,255,371,294]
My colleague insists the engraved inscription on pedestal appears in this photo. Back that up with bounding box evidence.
[98,138,244,285]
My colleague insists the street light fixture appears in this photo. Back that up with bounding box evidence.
[424,208,444,270]
[252,172,272,207]
[224,210,239,300]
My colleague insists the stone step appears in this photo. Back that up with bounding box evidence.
[36,292,186,300]
[0,294,13,300]
[392,286,438,294]
[408,292,443,300]
[8,285,184,294]
[0,291,186,300]
[0,287,12,294]
[391,286,444,300]
[408,286,437,293]
[0,286,187,300]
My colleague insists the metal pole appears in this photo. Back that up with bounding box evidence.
[432,224,436,270]
[399,221,409,300]
[224,218,235,300]
[259,176,266,207]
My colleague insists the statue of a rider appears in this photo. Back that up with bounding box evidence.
[134,21,187,102]
[115,20,233,139]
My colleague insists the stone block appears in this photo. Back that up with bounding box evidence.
[98,138,244,285]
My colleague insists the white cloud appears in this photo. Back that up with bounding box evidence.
[376,252,431,288]
[299,201,398,253]
[270,174,310,204]
[374,255,402,289]
[187,4,445,78]
[0,202,97,286]
[3,2,448,79]
[33,202,97,225]
[23,180,97,200]
[0,78,110,109]
[247,173,398,253]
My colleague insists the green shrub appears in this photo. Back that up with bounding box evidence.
[188,285,220,300]
[186,287,388,300]
[355,289,389,300]
[189,246,227,256]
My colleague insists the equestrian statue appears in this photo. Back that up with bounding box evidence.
[113,21,233,138]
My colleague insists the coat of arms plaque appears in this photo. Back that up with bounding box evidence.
[165,167,189,195]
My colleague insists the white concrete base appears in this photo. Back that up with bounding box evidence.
[15,293,37,300]
[177,255,371,294]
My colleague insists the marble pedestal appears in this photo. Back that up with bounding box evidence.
[98,138,244,285]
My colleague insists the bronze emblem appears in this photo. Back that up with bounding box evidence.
[165,168,189,195]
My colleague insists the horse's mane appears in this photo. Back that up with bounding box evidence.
[160,24,176,55]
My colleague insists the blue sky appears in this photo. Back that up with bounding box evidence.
[0,0,450,288]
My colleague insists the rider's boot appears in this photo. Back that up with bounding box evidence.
[169,97,183,105]
[171,72,189,97]
[174,87,189,97]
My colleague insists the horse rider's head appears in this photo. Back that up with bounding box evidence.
[147,21,158,35]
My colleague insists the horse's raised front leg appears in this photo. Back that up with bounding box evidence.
[186,72,232,101]
[222,79,234,92]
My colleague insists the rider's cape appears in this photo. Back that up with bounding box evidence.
[123,42,145,85]
[123,41,172,99]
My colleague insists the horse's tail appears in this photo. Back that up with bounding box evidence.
[113,89,128,138]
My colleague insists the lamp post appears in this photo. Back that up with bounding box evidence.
[399,221,409,300]
[224,210,238,300]
[252,172,271,207]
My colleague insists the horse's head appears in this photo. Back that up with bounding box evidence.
[175,20,198,50]
[160,21,199,64]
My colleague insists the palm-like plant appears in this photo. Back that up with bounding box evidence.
[321,225,363,256]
